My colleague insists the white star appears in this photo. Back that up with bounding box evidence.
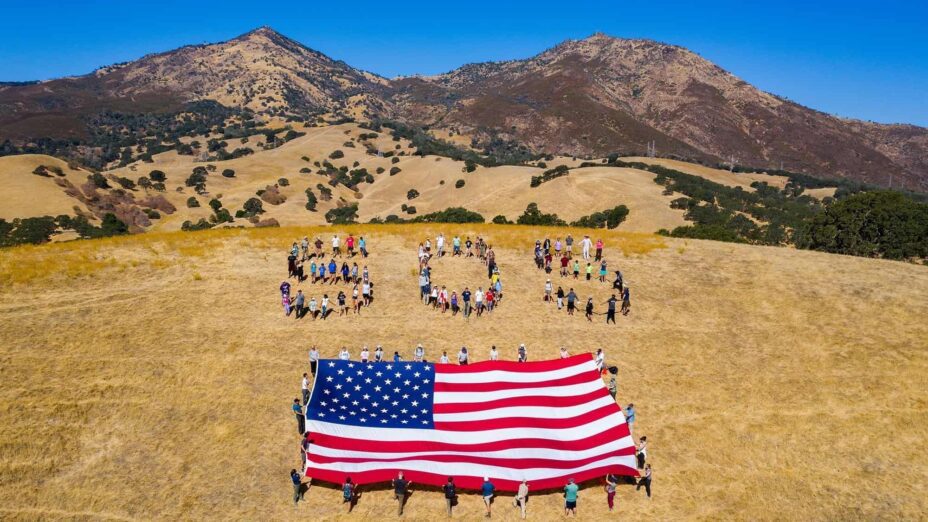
[405,364,412,370]
[402,394,409,399]
[370,412,377,417]
[381,419,388,424]
[343,392,350,398]
[371,401,378,407]
[335,384,343,390]
[363,394,370,400]
[394,387,400,393]
[374,386,381,392]
[349,411,356,416]
[365,378,372,384]
[401,420,408,424]
[360,407,367,412]
[326,376,334,382]
[339,415,346,420]
[340,405,347,410]
[422,420,428,424]
[348,363,354,368]
[329,407,336,413]
[354,385,361,391]
[352,400,359,406]
[404,380,411,386]
[376,371,383,377]
[423,379,430,384]
[337,369,344,375]
[357,370,363,376]
[391,414,398,419]
[413,385,420,390]
[421,409,428,414]
[385,365,393,370]
[414,372,421,378]
[401,409,408,414]
[385,379,392,385]
[323,389,331,395]
[346,377,353,383]
[411,414,418,419]
[360,418,367,423]
[320,401,327,407]
[319,412,325,417]
[381,408,387,413]
[328,362,335,367]
[383,395,391,401]
[395,372,401,378]
[412,401,419,406]
[392,401,399,406]
[422,393,429,398]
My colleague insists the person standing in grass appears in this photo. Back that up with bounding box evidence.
[359,236,368,257]
[622,286,631,316]
[282,293,293,317]
[637,436,648,469]
[437,233,445,258]
[637,464,652,498]
[339,347,350,361]
[374,345,384,362]
[414,344,425,362]
[595,348,605,373]
[581,235,592,259]
[309,260,317,284]
[544,279,553,302]
[565,234,574,258]
[514,479,529,519]
[293,290,306,319]
[481,477,495,518]
[458,346,469,365]
[518,343,527,362]
[321,294,329,319]
[564,478,580,516]
[360,346,370,364]
[443,476,457,516]
[291,469,305,505]
[599,259,608,283]
[453,235,461,256]
[308,297,318,320]
[489,345,499,361]
[573,259,580,279]
[450,291,459,316]
[462,287,472,318]
[586,262,593,281]
[567,288,577,316]
[301,236,309,261]
[337,291,348,316]
[328,259,338,284]
[392,472,411,516]
[625,403,636,435]
[342,476,355,512]
[605,473,618,512]
[560,253,569,277]
[292,399,304,434]
[608,370,617,400]
[585,296,594,321]
[605,294,617,324]
[309,346,319,377]
[556,286,565,310]
[595,238,604,261]
[331,234,340,257]
[301,373,310,405]
[440,351,450,364]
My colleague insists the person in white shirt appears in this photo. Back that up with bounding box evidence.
[489,346,499,361]
[595,348,605,373]
[474,288,485,316]
[425,238,431,253]
[301,373,310,405]
[360,346,370,363]
[374,345,384,362]
[321,295,330,318]
[414,344,425,362]
[544,279,553,302]
[440,351,450,364]
[560,346,570,359]
[309,347,320,376]
[339,347,350,361]
[331,235,340,257]
[518,343,527,362]
[436,233,445,257]
[458,346,469,365]
[581,235,592,260]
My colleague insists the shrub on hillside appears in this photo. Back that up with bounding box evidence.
[463,159,477,173]
[88,173,110,189]
[492,215,512,224]
[376,167,385,174]
[530,165,569,187]
[182,218,214,231]
[517,203,566,226]
[407,189,419,200]
[391,157,400,164]
[305,188,318,211]
[389,167,401,176]
[571,205,630,229]
[329,150,345,159]
[149,170,167,182]
[278,177,290,187]
[221,169,235,178]
[455,179,465,189]
[325,203,358,224]
[243,197,265,215]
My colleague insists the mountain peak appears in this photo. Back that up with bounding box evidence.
[236,26,284,40]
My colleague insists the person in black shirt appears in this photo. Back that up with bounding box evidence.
[393,471,412,516]
[605,294,618,324]
[442,476,457,516]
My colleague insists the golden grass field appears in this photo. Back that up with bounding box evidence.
[1,224,926,521]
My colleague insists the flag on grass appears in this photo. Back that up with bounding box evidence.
[303,354,637,491]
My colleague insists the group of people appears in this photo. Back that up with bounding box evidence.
[280,235,375,319]
[534,236,632,322]
[291,345,653,514]
[417,233,504,319]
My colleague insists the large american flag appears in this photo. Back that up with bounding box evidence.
[303,354,637,490]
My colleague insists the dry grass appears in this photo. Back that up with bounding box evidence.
[1,225,927,521]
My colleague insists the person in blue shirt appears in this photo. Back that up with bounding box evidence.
[319,263,327,283]
[625,403,636,436]
[462,287,472,318]
[564,478,580,516]
[292,398,304,434]
[290,469,304,504]
[328,260,338,283]
[393,351,402,363]
[309,261,317,283]
[342,476,355,513]
[481,477,495,517]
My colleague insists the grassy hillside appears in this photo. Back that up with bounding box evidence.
[1,225,926,520]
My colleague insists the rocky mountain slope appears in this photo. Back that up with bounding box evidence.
[1,28,926,190]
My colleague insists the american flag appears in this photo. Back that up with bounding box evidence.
[303,354,637,490]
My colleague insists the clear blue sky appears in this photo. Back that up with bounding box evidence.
[2,0,926,126]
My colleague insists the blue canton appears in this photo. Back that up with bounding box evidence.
[307,360,436,429]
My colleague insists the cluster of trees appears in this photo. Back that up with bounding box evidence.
[530,165,570,187]
[0,213,128,247]
[325,203,359,224]
[368,207,485,224]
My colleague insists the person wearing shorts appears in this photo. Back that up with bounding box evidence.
[481,477,495,518]
[564,478,579,516]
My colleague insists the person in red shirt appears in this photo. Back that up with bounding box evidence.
[346,235,355,257]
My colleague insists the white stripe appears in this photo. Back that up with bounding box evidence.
[306,455,638,482]
[434,380,605,404]
[306,414,623,445]
[435,360,597,384]
[434,395,616,422]
[309,435,634,462]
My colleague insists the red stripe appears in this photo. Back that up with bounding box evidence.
[434,354,592,374]
[306,423,630,453]
[308,447,636,470]
[434,371,596,392]
[433,388,610,414]
[303,463,640,492]
[434,404,618,431]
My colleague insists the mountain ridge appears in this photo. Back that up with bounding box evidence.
[1,27,925,190]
